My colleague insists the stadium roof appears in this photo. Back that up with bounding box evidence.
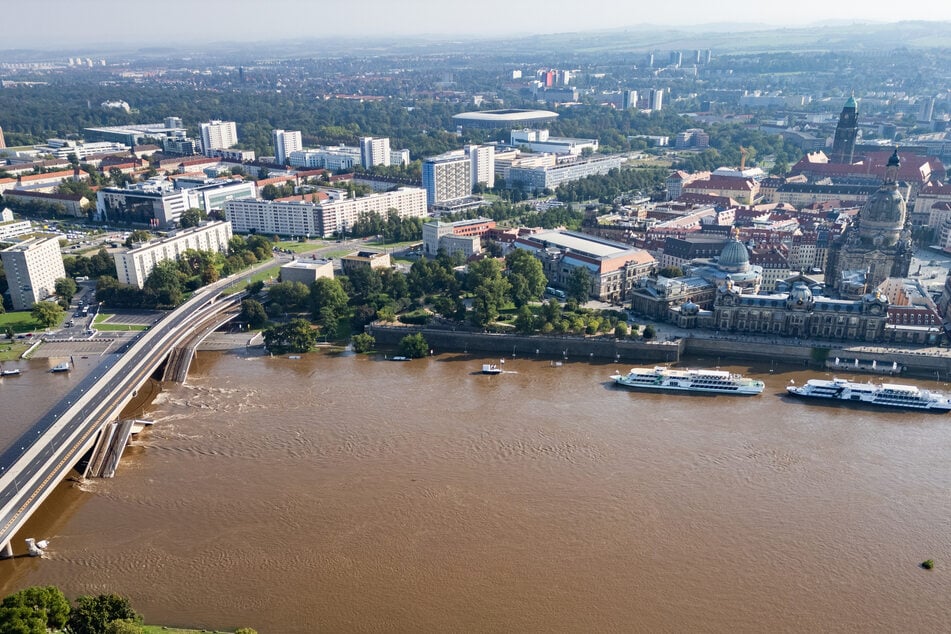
[452,109,558,128]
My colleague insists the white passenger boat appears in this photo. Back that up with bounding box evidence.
[50,362,70,373]
[611,366,765,395]
[787,377,951,412]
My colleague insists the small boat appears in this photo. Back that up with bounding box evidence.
[787,377,951,412]
[391,356,410,361]
[0,369,21,377]
[482,364,503,375]
[287,355,301,359]
[50,363,70,373]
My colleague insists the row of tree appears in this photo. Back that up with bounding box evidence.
[0,585,257,634]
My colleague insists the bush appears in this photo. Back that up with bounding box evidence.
[399,309,431,325]
[399,332,429,358]
[351,332,375,353]
[922,559,935,570]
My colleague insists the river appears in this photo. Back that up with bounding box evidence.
[2,348,951,632]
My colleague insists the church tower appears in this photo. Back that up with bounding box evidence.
[828,149,913,298]
[830,95,858,164]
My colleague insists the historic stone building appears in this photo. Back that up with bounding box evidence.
[827,149,913,299]
[712,280,889,341]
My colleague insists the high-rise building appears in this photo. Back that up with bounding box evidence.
[830,96,858,164]
[272,129,302,165]
[646,53,654,68]
[422,152,471,208]
[649,88,664,111]
[359,137,391,169]
[622,90,638,110]
[917,97,935,123]
[199,120,238,156]
[669,51,682,67]
[1,237,67,310]
[465,145,495,189]
[0,125,5,149]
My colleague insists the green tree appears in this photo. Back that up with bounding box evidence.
[399,332,429,358]
[566,266,593,303]
[310,277,349,318]
[267,281,310,313]
[351,332,375,353]
[31,301,64,329]
[240,299,267,329]
[55,277,78,304]
[467,259,511,328]
[514,305,536,334]
[1,586,70,631]
[318,306,339,340]
[615,322,629,338]
[642,324,656,340]
[0,606,46,634]
[657,266,684,278]
[234,629,259,634]
[263,318,317,354]
[67,594,141,634]
[505,249,547,307]
[123,230,151,248]
[179,207,207,228]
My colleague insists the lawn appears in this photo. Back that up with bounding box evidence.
[0,340,31,362]
[141,627,248,634]
[0,311,39,333]
[91,313,148,331]
[220,264,281,295]
[273,239,325,253]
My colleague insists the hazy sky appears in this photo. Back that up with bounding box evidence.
[7,0,951,48]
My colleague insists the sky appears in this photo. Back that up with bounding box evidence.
[6,0,951,49]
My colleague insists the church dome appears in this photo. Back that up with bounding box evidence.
[718,237,750,273]
[858,181,906,246]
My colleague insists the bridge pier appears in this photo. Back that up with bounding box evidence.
[1,541,12,559]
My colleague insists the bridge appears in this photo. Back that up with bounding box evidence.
[0,280,247,558]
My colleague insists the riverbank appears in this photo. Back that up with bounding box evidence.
[367,323,951,378]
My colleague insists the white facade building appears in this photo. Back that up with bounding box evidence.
[422,151,471,208]
[466,144,495,189]
[509,129,598,156]
[288,146,361,171]
[200,120,238,155]
[272,130,302,165]
[359,137,391,169]
[225,187,428,238]
[114,221,233,288]
[1,237,67,310]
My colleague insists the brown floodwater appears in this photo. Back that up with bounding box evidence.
[2,349,951,633]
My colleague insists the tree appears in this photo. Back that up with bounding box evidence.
[267,281,310,313]
[514,305,536,334]
[467,259,510,328]
[1,586,70,632]
[124,230,151,249]
[657,266,684,278]
[179,207,206,228]
[399,332,429,358]
[0,606,46,634]
[240,299,268,329]
[566,266,593,303]
[351,332,375,353]
[234,629,259,634]
[615,322,629,338]
[310,277,349,318]
[505,249,547,307]
[263,318,317,354]
[642,324,656,340]
[67,594,141,634]
[31,301,64,329]
[55,277,78,304]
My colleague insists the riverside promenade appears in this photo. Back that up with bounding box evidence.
[367,320,951,378]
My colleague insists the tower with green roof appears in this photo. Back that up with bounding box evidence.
[831,95,859,164]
